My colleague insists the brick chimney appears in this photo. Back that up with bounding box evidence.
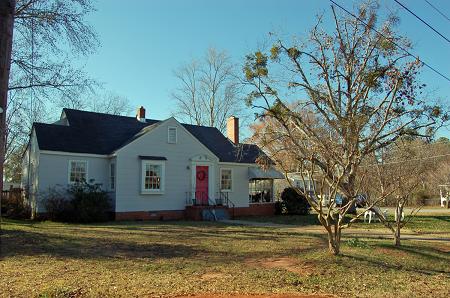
[226,116,239,144]
[136,106,146,122]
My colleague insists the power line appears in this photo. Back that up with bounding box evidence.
[424,0,450,23]
[363,152,450,168]
[383,139,449,153]
[383,152,450,166]
[329,0,450,83]
[393,0,450,44]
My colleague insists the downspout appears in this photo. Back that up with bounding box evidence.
[27,134,33,218]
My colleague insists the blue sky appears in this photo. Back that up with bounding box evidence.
[83,0,450,138]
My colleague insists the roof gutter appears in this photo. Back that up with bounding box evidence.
[39,150,112,159]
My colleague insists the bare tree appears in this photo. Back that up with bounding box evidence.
[172,48,245,132]
[249,101,309,172]
[365,139,429,246]
[422,138,450,193]
[11,0,98,100]
[4,143,23,183]
[243,1,448,255]
[86,92,133,116]
[3,0,99,182]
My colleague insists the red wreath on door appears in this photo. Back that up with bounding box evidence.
[196,170,206,181]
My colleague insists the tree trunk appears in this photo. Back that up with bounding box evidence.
[326,223,341,255]
[394,228,401,246]
[328,240,338,255]
[394,203,403,246]
[0,0,15,201]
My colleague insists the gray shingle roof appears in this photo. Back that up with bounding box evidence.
[33,108,264,164]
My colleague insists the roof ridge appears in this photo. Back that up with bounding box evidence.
[63,108,224,130]
[63,108,160,122]
[177,120,223,135]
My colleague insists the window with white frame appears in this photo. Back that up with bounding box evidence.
[220,168,232,191]
[110,163,115,190]
[249,179,273,203]
[168,127,177,144]
[141,161,165,193]
[69,160,87,183]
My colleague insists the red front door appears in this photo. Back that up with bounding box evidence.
[195,166,209,205]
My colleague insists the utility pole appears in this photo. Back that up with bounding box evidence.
[0,0,16,215]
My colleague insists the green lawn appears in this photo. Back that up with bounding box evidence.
[0,218,449,297]
[351,214,450,233]
[238,212,450,233]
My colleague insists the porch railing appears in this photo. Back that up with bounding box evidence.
[216,191,235,219]
[185,191,236,219]
[185,191,210,206]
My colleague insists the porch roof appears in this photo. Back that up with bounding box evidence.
[248,167,284,180]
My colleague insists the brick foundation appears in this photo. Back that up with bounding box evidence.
[115,210,185,221]
[116,204,275,221]
[185,206,203,221]
[234,203,275,217]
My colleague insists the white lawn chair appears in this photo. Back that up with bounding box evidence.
[364,210,375,223]
[364,208,388,223]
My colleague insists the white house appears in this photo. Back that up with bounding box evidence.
[21,107,283,220]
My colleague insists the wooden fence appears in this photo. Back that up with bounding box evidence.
[1,187,25,214]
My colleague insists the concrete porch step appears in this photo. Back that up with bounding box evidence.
[202,207,230,221]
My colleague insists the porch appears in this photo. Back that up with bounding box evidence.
[184,191,277,221]
[184,163,283,221]
[185,191,236,221]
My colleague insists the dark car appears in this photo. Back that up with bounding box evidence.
[355,194,368,208]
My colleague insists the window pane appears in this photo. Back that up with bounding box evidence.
[70,161,87,183]
[221,169,232,190]
[110,163,115,190]
[248,179,273,203]
[144,163,162,190]
[168,127,177,143]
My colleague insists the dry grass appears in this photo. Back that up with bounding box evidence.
[0,219,449,297]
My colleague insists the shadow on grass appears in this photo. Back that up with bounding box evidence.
[17,220,325,243]
[237,214,321,226]
[341,242,450,276]
[430,215,450,223]
[1,227,203,260]
[376,242,450,263]
[0,220,328,262]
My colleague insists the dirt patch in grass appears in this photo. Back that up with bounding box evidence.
[434,244,450,253]
[376,247,409,258]
[245,257,315,276]
[177,295,334,298]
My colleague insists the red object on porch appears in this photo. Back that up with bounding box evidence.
[195,166,209,205]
